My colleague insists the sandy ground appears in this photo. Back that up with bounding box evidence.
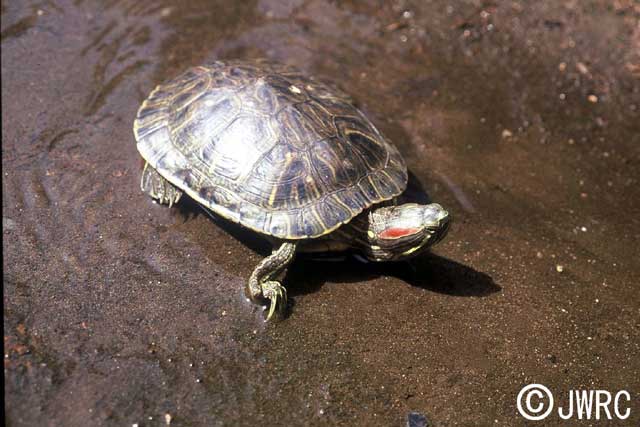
[3,0,639,425]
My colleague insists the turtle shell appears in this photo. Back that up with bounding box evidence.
[133,60,407,239]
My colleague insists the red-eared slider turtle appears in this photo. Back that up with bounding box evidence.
[133,60,450,320]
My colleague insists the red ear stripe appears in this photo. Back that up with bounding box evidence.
[379,227,420,239]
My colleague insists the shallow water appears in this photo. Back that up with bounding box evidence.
[3,0,639,425]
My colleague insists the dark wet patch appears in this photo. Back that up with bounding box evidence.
[3,0,640,426]
[1,13,38,41]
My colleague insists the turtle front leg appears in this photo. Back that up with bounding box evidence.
[248,242,297,320]
[141,162,183,207]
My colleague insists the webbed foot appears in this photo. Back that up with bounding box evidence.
[247,242,297,321]
[261,280,287,321]
[141,162,183,207]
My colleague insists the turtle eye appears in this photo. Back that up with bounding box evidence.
[378,227,420,239]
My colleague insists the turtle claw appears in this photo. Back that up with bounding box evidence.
[262,281,287,321]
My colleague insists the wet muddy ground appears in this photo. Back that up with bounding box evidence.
[3,0,639,425]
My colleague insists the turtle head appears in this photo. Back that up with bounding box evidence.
[364,203,451,261]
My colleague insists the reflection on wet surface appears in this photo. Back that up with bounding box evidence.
[3,0,639,425]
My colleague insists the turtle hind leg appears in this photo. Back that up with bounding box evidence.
[248,242,297,321]
[141,162,183,207]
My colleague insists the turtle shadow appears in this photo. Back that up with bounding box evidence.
[171,175,500,299]
[174,196,205,221]
[285,252,500,299]
[401,170,434,205]
[388,253,501,297]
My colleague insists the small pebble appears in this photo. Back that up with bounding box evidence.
[556,265,564,273]
[407,411,430,427]
[165,413,172,425]
[3,217,16,230]
[588,94,598,103]
[576,62,589,74]
[501,129,513,138]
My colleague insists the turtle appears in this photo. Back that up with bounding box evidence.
[133,59,451,320]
